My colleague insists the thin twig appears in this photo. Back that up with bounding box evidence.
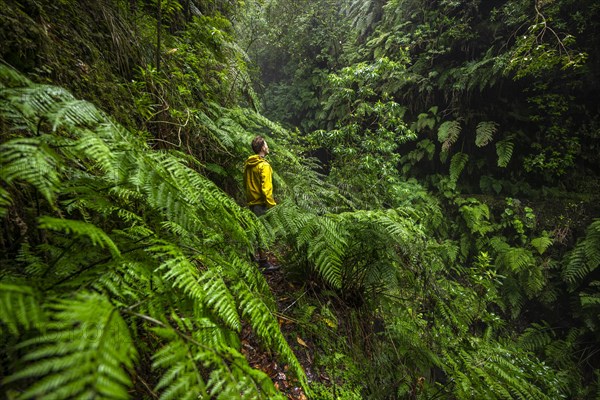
[281,290,308,313]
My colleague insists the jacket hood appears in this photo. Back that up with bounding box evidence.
[245,154,266,167]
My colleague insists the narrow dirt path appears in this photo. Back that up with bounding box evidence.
[240,258,318,399]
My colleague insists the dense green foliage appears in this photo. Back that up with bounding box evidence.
[254,0,600,191]
[1,0,600,399]
[0,65,309,399]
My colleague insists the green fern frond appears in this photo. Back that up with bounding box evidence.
[563,219,600,284]
[92,261,157,307]
[584,221,600,267]
[0,186,12,217]
[265,202,313,239]
[531,235,553,255]
[205,346,285,400]
[4,292,137,399]
[152,327,209,400]
[2,84,102,133]
[449,152,469,182]
[497,247,535,273]
[199,268,242,332]
[73,129,118,174]
[503,277,525,317]
[151,242,203,300]
[438,120,461,152]
[489,236,510,253]
[0,64,32,88]
[522,263,545,297]
[580,290,600,307]
[49,99,103,131]
[475,121,498,147]
[458,199,492,236]
[16,243,48,277]
[445,338,565,399]
[229,258,275,309]
[0,138,62,206]
[152,243,244,332]
[388,311,443,372]
[303,216,347,289]
[373,208,426,244]
[276,206,349,289]
[133,151,254,247]
[0,282,45,335]
[496,136,515,167]
[38,216,121,257]
[518,322,554,352]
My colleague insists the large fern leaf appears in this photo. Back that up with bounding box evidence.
[4,292,137,399]
[449,152,469,182]
[152,326,209,400]
[475,121,498,147]
[0,138,62,206]
[0,282,44,336]
[563,219,600,284]
[496,136,515,167]
[38,216,121,257]
[438,120,461,152]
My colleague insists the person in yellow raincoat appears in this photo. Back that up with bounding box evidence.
[244,136,276,214]
[244,136,277,270]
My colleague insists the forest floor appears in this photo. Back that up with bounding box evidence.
[240,255,321,400]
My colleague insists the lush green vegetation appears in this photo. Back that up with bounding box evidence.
[1,0,599,399]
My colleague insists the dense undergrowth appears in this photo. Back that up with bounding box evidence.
[1,0,600,399]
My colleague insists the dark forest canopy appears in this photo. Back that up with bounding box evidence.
[1,0,599,399]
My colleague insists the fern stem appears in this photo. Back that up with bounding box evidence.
[137,375,160,399]
[41,240,77,278]
[124,309,169,330]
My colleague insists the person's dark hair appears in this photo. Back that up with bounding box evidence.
[251,136,265,154]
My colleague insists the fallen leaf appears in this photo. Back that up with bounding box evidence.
[296,336,309,348]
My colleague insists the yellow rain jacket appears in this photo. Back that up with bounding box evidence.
[244,155,276,208]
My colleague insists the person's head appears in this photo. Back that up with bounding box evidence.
[251,136,269,156]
